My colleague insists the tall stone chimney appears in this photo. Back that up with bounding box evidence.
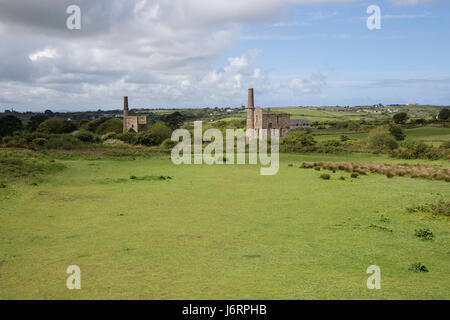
[123,96,128,131]
[247,88,255,130]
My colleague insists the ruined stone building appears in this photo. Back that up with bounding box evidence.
[123,96,148,132]
[246,88,291,139]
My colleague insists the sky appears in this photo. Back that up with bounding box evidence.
[0,0,449,111]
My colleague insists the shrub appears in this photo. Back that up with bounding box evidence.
[389,124,406,141]
[322,139,341,147]
[101,132,117,141]
[161,138,177,149]
[149,122,172,142]
[408,262,429,273]
[391,139,446,160]
[136,132,162,146]
[414,229,434,241]
[38,118,76,134]
[103,139,126,147]
[320,174,331,180]
[44,135,81,150]
[339,176,346,180]
[366,128,398,151]
[75,130,96,143]
[116,131,137,145]
[32,138,47,146]
[407,200,449,217]
[96,118,123,134]
[351,172,359,178]
[393,112,408,124]
[84,117,109,133]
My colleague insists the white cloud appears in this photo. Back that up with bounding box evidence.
[290,73,327,94]
[28,48,57,61]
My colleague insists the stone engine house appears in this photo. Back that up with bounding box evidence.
[123,96,148,132]
[246,88,290,140]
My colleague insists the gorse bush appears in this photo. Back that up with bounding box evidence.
[320,174,331,180]
[407,200,449,217]
[414,228,434,241]
[75,130,97,143]
[391,139,446,160]
[366,128,398,151]
[408,262,429,273]
[44,135,81,150]
[136,132,162,146]
[116,131,137,145]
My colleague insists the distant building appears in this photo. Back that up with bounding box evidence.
[246,88,291,140]
[290,119,311,128]
[123,96,147,132]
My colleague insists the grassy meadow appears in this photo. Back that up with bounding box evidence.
[0,151,449,299]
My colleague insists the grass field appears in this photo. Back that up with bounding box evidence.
[0,152,448,299]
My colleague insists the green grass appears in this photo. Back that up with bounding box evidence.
[0,152,449,299]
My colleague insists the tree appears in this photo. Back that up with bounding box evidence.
[164,111,184,130]
[44,109,54,116]
[95,118,123,134]
[388,124,406,141]
[366,128,398,151]
[26,114,49,132]
[437,108,450,121]
[393,112,408,124]
[149,122,172,141]
[0,115,22,137]
[37,118,76,134]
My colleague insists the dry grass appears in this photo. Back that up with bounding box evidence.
[301,161,450,182]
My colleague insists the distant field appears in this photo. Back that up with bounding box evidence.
[0,152,448,299]
[311,126,449,146]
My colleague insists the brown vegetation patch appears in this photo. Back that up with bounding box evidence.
[301,161,450,182]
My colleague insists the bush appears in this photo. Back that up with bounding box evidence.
[351,172,359,178]
[322,139,341,147]
[161,138,177,149]
[44,135,81,150]
[389,124,406,141]
[149,122,173,141]
[116,131,137,145]
[136,132,162,146]
[96,118,123,134]
[84,117,109,133]
[101,132,117,141]
[38,118,77,134]
[391,139,446,160]
[103,139,126,147]
[393,112,408,124]
[408,262,429,273]
[32,138,47,146]
[366,128,398,151]
[414,229,434,241]
[75,130,96,143]
[320,174,331,180]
